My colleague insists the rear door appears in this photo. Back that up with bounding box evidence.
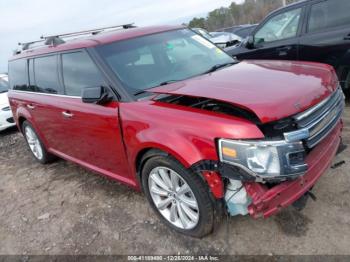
[298,0,350,89]
[236,5,305,61]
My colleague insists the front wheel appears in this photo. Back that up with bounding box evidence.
[141,155,215,238]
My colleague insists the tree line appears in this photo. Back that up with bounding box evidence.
[188,0,300,31]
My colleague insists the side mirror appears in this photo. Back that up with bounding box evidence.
[246,35,254,48]
[82,86,112,105]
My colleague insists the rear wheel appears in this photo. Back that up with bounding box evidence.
[22,121,56,164]
[141,155,215,238]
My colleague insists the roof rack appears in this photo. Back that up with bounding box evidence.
[17,23,136,52]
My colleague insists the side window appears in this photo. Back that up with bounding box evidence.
[34,55,61,94]
[254,8,302,44]
[8,59,28,91]
[308,0,350,33]
[62,52,104,97]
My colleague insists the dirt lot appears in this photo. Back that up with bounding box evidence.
[0,106,349,256]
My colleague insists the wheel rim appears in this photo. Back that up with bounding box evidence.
[148,167,199,230]
[24,126,43,160]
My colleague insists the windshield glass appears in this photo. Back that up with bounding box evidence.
[96,29,234,95]
[0,78,9,93]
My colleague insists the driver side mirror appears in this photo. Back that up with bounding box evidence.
[82,86,112,105]
[246,35,254,49]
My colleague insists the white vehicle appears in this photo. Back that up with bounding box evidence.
[210,31,242,48]
[0,74,15,131]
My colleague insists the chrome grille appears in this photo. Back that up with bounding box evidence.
[285,87,345,149]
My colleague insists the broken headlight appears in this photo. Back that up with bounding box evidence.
[218,139,307,180]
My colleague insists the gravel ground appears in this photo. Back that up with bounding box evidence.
[0,106,349,256]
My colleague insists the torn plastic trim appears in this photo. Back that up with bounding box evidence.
[191,160,302,183]
[190,160,224,199]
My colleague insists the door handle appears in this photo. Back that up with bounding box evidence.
[277,46,292,56]
[344,34,350,40]
[62,111,74,118]
[27,104,35,110]
[276,46,292,51]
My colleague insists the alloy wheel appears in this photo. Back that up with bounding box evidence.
[24,126,43,160]
[148,167,199,230]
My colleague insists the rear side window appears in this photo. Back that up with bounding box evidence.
[34,55,61,94]
[62,52,104,97]
[8,59,28,90]
[308,0,350,33]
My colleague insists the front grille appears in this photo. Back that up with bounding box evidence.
[293,87,345,148]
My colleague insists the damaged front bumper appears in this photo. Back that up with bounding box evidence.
[244,121,342,218]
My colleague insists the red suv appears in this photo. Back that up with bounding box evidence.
[8,25,345,237]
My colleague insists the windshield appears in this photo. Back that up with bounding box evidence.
[96,29,234,95]
[0,78,9,93]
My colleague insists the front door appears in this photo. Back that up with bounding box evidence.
[237,6,304,61]
[49,51,133,184]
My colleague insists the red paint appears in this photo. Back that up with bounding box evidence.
[202,171,224,199]
[10,26,184,61]
[150,60,337,123]
[245,121,342,218]
[8,26,342,209]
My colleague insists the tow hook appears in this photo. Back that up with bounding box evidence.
[331,160,345,169]
[292,190,317,211]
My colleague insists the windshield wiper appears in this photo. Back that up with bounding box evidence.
[133,90,148,96]
[158,80,180,86]
[202,62,237,75]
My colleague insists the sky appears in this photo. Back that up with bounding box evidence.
[0,0,243,72]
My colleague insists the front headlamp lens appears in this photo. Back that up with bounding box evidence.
[219,139,307,179]
[246,145,280,174]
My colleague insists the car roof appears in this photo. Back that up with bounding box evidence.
[271,0,309,14]
[10,25,184,61]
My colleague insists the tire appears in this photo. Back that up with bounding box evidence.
[141,155,215,238]
[22,121,56,164]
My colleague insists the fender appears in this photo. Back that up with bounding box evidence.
[120,100,264,189]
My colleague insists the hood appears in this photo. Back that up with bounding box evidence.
[149,60,337,123]
[0,92,10,107]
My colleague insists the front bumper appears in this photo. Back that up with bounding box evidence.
[0,110,15,131]
[244,120,342,218]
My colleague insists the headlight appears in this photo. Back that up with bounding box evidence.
[1,106,10,111]
[218,139,307,180]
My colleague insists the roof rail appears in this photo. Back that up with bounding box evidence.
[17,23,135,52]
[41,23,136,40]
